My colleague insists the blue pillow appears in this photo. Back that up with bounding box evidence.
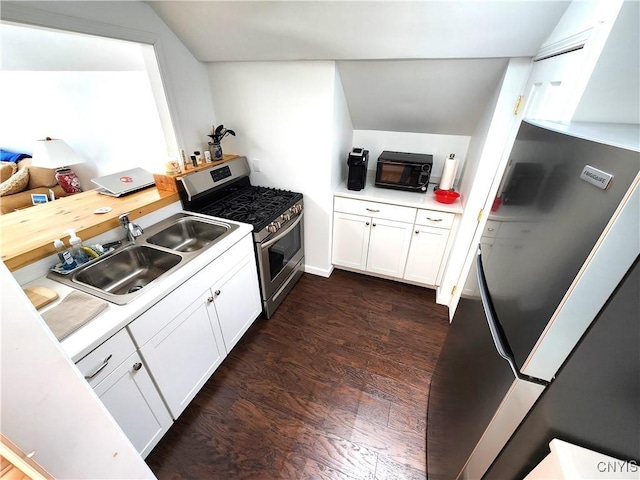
[0,149,31,163]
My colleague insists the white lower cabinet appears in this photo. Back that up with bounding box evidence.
[208,253,262,352]
[138,294,226,419]
[332,212,413,278]
[76,234,261,454]
[332,212,370,270]
[403,225,450,286]
[366,218,413,278]
[403,208,456,286]
[332,197,458,287]
[93,351,173,458]
[75,329,172,458]
[332,198,416,279]
[128,235,261,420]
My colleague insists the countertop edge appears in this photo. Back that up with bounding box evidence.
[334,180,463,214]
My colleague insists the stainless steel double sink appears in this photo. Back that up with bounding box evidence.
[48,213,238,305]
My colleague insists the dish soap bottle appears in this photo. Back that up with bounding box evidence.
[66,229,90,264]
[54,238,78,270]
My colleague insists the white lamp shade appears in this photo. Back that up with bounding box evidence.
[31,138,85,169]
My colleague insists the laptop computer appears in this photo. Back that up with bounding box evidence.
[91,168,155,197]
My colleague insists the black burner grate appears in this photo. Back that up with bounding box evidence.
[198,186,302,231]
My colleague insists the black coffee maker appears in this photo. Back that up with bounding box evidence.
[347,147,369,191]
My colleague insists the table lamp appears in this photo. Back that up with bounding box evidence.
[31,137,85,193]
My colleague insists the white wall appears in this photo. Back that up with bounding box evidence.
[1,1,216,177]
[0,262,154,479]
[0,70,168,188]
[0,23,169,188]
[573,0,639,123]
[207,61,338,276]
[331,68,354,190]
[352,130,470,188]
[329,67,355,275]
[534,0,624,123]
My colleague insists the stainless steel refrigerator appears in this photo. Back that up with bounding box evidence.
[426,120,640,479]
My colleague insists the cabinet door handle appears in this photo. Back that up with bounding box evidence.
[365,222,370,226]
[132,362,142,371]
[426,217,443,222]
[366,208,380,213]
[415,230,420,234]
[84,354,113,379]
[372,223,376,227]
[207,296,214,304]
[215,289,221,296]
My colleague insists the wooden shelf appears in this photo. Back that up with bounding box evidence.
[153,154,240,193]
[0,187,179,272]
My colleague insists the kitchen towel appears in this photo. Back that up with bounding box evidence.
[439,154,459,190]
[42,291,108,341]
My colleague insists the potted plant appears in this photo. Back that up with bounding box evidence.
[207,125,236,160]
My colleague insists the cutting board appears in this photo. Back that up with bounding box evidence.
[23,286,59,310]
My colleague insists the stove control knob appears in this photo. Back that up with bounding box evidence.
[267,221,282,233]
[291,204,303,215]
[281,212,292,222]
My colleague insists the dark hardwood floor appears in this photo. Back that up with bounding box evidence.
[146,269,450,479]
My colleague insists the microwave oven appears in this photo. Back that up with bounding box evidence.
[375,151,433,192]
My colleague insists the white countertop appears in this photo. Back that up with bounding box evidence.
[27,213,254,363]
[526,439,640,479]
[334,175,463,214]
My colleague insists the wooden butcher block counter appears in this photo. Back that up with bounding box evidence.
[0,187,179,271]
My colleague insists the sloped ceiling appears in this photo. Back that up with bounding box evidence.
[147,1,570,135]
[337,59,509,135]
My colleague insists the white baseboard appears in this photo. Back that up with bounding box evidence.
[435,286,451,306]
[304,264,333,278]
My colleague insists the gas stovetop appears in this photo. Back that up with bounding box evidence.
[177,157,303,242]
[198,185,303,233]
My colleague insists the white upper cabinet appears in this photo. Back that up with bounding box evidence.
[524,0,625,123]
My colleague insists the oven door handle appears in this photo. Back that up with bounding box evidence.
[261,213,303,250]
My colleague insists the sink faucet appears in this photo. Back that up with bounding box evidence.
[119,213,144,242]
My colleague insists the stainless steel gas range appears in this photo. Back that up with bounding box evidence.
[177,156,304,318]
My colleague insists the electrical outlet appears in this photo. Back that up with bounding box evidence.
[252,159,262,172]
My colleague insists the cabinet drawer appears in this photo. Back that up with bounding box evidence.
[334,197,416,223]
[76,329,136,388]
[414,209,455,229]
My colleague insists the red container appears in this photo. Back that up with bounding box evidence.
[434,189,460,204]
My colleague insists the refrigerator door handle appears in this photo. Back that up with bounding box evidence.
[476,245,521,379]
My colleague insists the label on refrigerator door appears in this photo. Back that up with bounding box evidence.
[580,165,613,190]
